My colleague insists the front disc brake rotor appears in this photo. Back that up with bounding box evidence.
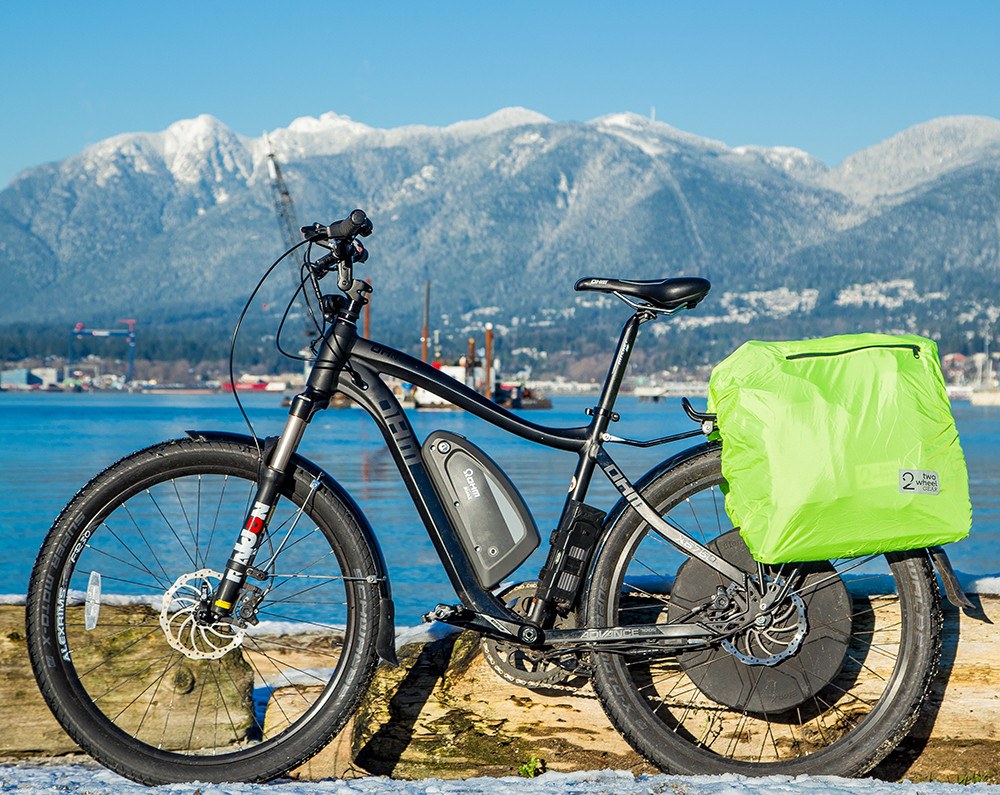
[481,581,584,688]
[669,529,852,714]
[160,569,246,661]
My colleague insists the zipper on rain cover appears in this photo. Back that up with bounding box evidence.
[785,343,921,361]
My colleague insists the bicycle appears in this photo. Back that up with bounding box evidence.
[26,210,968,784]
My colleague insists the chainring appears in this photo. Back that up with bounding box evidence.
[669,529,852,714]
[481,582,585,688]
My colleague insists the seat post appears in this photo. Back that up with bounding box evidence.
[562,310,649,508]
[593,310,647,421]
[526,309,651,628]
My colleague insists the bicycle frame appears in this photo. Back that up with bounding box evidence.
[212,284,758,651]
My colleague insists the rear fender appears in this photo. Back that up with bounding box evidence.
[928,545,974,610]
[185,430,398,666]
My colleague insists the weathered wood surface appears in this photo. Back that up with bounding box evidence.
[0,605,254,756]
[291,596,1000,783]
[2,597,998,781]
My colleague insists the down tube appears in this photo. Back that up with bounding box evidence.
[334,365,520,624]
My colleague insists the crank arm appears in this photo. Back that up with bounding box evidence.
[425,604,544,646]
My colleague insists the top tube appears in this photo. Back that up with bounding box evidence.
[351,337,590,452]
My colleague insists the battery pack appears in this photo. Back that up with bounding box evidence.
[422,430,540,589]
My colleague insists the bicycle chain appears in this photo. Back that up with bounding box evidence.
[480,582,590,690]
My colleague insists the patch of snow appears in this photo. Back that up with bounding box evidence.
[489,130,547,177]
[734,144,830,180]
[0,765,998,795]
[72,135,165,187]
[244,620,346,638]
[395,620,459,649]
[161,114,252,185]
[601,126,666,157]
[590,112,730,156]
[957,572,1000,594]
[261,108,551,182]
[445,107,551,138]
[263,111,375,162]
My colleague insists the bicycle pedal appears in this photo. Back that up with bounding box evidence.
[423,603,465,623]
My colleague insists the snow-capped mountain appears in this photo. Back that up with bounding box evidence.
[0,109,997,364]
[821,115,1000,204]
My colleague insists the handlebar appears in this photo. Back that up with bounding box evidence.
[301,210,374,297]
[301,209,373,243]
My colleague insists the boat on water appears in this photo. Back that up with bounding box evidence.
[970,389,1000,406]
[492,381,552,410]
[222,379,288,393]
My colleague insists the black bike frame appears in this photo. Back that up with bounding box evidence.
[213,286,756,648]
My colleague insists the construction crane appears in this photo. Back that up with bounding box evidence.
[264,133,300,252]
[68,319,136,383]
[264,133,310,340]
[264,135,373,340]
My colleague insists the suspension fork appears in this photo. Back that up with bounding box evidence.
[209,411,311,614]
[210,307,362,617]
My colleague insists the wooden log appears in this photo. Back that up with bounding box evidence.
[0,604,255,756]
[2,597,998,784]
[289,595,1000,782]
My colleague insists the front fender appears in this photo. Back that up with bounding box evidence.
[185,429,398,666]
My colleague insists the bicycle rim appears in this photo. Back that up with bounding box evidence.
[35,446,369,771]
[587,449,939,774]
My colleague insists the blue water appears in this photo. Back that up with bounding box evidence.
[2,391,998,623]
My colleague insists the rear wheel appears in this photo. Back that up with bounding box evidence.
[27,438,382,785]
[585,446,942,776]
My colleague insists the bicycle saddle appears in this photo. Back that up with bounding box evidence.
[574,276,711,312]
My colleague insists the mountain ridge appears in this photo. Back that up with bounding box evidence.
[1,109,997,368]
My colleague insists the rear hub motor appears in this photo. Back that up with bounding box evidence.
[669,529,852,714]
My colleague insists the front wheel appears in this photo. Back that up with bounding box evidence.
[27,438,382,785]
[584,446,942,776]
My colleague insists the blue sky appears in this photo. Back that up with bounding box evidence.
[2,0,999,186]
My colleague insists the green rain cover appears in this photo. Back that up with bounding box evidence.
[707,333,971,564]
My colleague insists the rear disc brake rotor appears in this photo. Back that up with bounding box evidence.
[669,529,852,714]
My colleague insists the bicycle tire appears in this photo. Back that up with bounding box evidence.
[27,437,382,784]
[585,446,942,776]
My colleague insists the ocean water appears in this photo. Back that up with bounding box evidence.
[2,391,997,623]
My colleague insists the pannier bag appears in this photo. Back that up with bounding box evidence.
[707,333,971,564]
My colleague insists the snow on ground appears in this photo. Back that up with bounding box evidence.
[1,766,999,795]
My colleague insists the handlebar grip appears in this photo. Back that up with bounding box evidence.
[326,209,372,239]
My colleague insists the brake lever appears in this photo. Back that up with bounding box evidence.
[300,223,329,243]
[353,240,369,264]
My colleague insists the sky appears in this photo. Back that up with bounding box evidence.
[2,0,1000,187]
